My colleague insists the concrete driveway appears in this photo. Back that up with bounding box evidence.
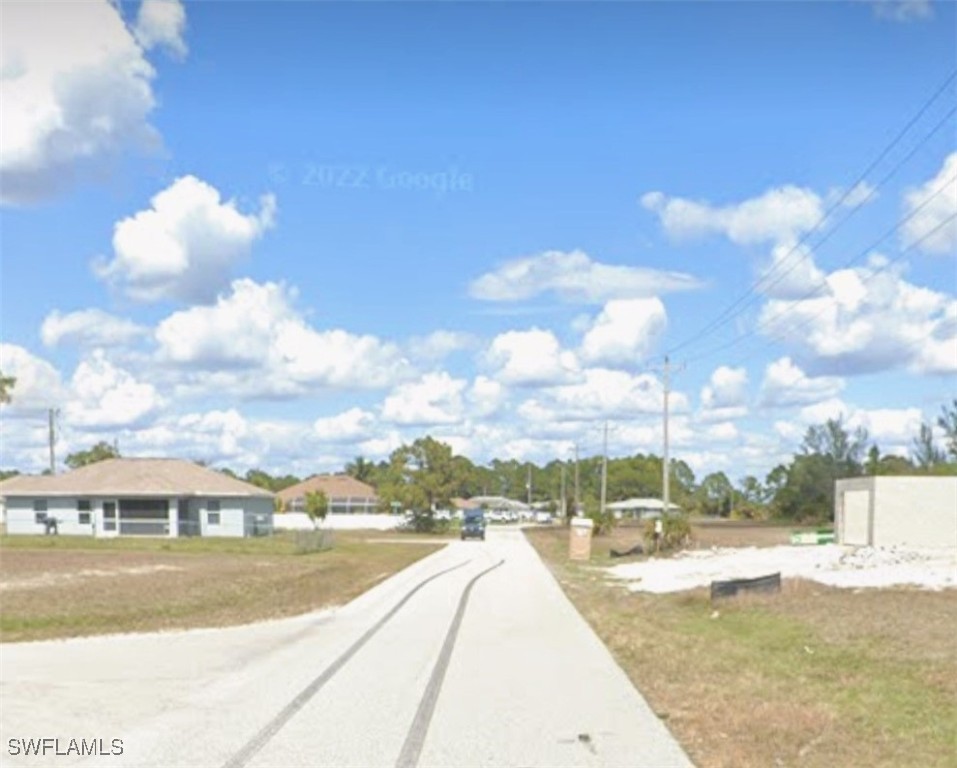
[0,529,692,768]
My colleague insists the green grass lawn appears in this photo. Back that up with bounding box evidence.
[525,526,957,768]
[0,531,445,642]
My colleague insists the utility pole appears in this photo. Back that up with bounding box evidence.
[48,408,57,475]
[560,461,567,519]
[662,356,671,517]
[573,444,580,516]
[600,421,608,517]
[653,354,684,517]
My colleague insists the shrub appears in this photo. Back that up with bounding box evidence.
[643,513,692,552]
[587,507,617,536]
[293,529,334,554]
[304,490,328,527]
[406,509,450,533]
[730,504,770,522]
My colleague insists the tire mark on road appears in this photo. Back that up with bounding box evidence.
[395,559,505,768]
[222,559,471,768]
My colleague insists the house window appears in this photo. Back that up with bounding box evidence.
[77,499,91,511]
[208,512,221,525]
[207,499,221,512]
[33,499,48,512]
[35,511,48,524]
[79,512,91,525]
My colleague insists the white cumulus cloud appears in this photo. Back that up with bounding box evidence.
[759,357,845,407]
[901,152,957,255]
[134,0,188,59]
[96,176,276,303]
[381,372,466,426]
[41,309,147,348]
[701,366,749,410]
[759,260,956,376]
[407,330,477,361]
[313,408,377,443]
[469,249,701,303]
[485,328,580,387]
[156,279,411,396]
[759,242,828,300]
[517,368,684,423]
[641,185,824,247]
[0,344,67,413]
[580,298,666,367]
[871,0,934,22]
[467,375,505,418]
[0,0,184,205]
[64,350,163,430]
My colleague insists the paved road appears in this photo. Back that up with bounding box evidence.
[1,529,692,768]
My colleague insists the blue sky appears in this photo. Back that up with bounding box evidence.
[1,0,955,483]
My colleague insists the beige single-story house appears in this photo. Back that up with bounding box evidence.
[0,458,274,538]
[277,474,378,514]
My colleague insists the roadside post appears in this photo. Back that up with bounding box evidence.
[569,517,594,561]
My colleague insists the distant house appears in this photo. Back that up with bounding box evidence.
[465,495,530,512]
[606,498,681,519]
[0,458,274,538]
[277,474,379,515]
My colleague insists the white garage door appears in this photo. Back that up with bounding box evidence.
[842,490,870,546]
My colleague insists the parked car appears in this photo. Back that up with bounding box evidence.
[461,508,486,540]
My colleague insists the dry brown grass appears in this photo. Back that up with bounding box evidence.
[587,519,816,559]
[526,526,957,768]
[0,532,443,642]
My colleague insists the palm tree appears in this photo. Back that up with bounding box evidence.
[0,370,15,405]
[345,455,374,482]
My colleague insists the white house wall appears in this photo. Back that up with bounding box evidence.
[243,498,275,536]
[842,489,871,546]
[190,497,245,537]
[873,477,957,548]
[4,497,97,536]
[3,496,273,538]
[836,476,957,549]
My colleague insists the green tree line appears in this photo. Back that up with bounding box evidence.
[4,386,954,526]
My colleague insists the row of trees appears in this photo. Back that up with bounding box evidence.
[344,403,957,525]
[703,401,957,521]
[3,361,954,526]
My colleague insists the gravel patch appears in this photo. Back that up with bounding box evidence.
[604,544,957,593]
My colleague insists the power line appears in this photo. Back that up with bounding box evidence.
[737,105,955,312]
[682,175,957,368]
[669,102,955,358]
[688,211,957,379]
[665,68,957,358]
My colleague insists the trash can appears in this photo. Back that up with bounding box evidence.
[569,517,594,561]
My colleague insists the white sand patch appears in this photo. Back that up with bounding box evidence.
[0,564,184,592]
[604,544,957,593]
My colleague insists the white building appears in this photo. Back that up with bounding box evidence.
[606,498,681,519]
[835,476,957,548]
[0,458,274,538]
